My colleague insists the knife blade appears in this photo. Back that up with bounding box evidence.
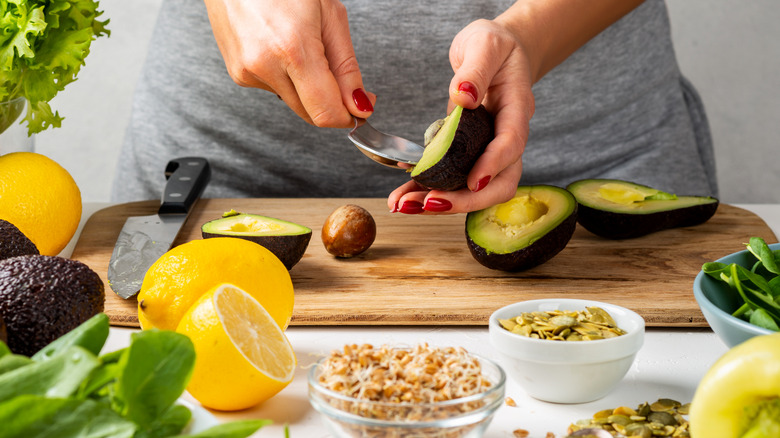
[107,157,211,299]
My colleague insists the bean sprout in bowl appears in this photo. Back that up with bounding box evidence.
[307,344,506,438]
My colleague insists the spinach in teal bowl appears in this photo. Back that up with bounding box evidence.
[693,242,779,348]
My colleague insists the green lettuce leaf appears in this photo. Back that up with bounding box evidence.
[0,0,109,135]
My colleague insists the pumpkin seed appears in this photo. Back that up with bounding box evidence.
[499,307,627,341]
[566,399,690,438]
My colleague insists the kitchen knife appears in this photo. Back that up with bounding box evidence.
[107,157,211,299]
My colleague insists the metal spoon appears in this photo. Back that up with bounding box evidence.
[348,118,425,169]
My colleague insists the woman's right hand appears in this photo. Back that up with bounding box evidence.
[203,0,374,127]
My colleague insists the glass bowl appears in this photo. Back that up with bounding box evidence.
[307,350,506,438]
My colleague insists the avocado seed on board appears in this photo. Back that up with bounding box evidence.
[321,204,376,258]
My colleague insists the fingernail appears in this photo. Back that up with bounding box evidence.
[457,81,478,103]
[352,88,373,112]
[424,198,452,212]
[399,200,424,214]
[390,201,399,213]
[473,175,491,192]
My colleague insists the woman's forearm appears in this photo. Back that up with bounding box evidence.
[495,0,646,83]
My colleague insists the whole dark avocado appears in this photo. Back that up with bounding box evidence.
[0,219,39,261]
[410,105,494,191]
[0,255,104,356]
[202,210,312,270]
[466,185,577,271]
[566,179,719,239]
[0,313,6,344]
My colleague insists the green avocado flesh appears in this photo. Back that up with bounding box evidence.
[566,179,719,239]
[412,106,463,176]
[201,212,312,270]
[466,185,577,271]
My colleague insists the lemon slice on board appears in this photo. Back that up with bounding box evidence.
[177,283,297,411]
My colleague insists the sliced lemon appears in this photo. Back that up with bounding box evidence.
[177,283,296,411]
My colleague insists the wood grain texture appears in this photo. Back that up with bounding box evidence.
[69,199,777,328]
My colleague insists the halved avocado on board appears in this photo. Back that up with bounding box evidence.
[566,179,719,239]
[201,211,312,270]
[466,185,578,272]
[411,105,494,191]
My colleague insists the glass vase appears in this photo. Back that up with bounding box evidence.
[0,97,35,155]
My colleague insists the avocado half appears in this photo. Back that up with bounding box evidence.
[566,179,719,239]
[411,105,494,191]
[201,211,312,270]
[466,185,578,272]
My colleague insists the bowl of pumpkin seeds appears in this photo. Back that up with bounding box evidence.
[489,298,644,404]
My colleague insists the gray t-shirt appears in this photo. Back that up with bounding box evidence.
[112,0,717,202]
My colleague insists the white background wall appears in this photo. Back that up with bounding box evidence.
[35,0,780,203]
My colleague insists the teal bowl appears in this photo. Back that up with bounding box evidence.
[693,243,778,348]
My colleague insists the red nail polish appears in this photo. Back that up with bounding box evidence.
[352,88,373,112]
[457,82,478,103]
[390,201,399,213]
[424,198,452,212]
[399,200,424,214]
[473,175,491,192]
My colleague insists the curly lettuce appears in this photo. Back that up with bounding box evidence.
[0,0,109,135]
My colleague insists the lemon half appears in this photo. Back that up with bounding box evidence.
[177,283,297,411]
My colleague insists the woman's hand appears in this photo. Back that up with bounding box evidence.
[388,18,535,214]
[204,0,374,127]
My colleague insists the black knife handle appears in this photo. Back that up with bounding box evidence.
[158,157,211,215]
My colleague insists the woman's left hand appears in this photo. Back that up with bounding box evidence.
[387,18,535,214]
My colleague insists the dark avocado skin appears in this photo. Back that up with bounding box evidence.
[0,220,39,261]
[0,255,104,356]
[202,231,312,270]
[412,105,494,191]
[575,202,719,239]
[0,314,6,344]
[466,208,577,272]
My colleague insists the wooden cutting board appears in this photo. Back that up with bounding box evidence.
[70,199,777,328]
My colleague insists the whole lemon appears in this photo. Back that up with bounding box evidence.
[137,237,294,331]
[177,283,296,411]
[0,152,82,256]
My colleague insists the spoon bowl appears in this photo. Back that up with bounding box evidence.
[348,118,425,169]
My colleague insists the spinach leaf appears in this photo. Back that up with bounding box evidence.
[749,308,780,331]
[0,394,136,438]
[0,341,9,358]
[114,330,196,427]
[133,404,192,438]
[703,262,730,279]
[0,346,98,400]
[0,354,33,375]
[747,237,780,275]
[169,420,272,438]
[32,313,109,361]
[78,361,122,400]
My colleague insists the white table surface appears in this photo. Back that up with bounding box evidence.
[62,203,780,438]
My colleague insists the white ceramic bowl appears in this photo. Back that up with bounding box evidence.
[489,298,645,404]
